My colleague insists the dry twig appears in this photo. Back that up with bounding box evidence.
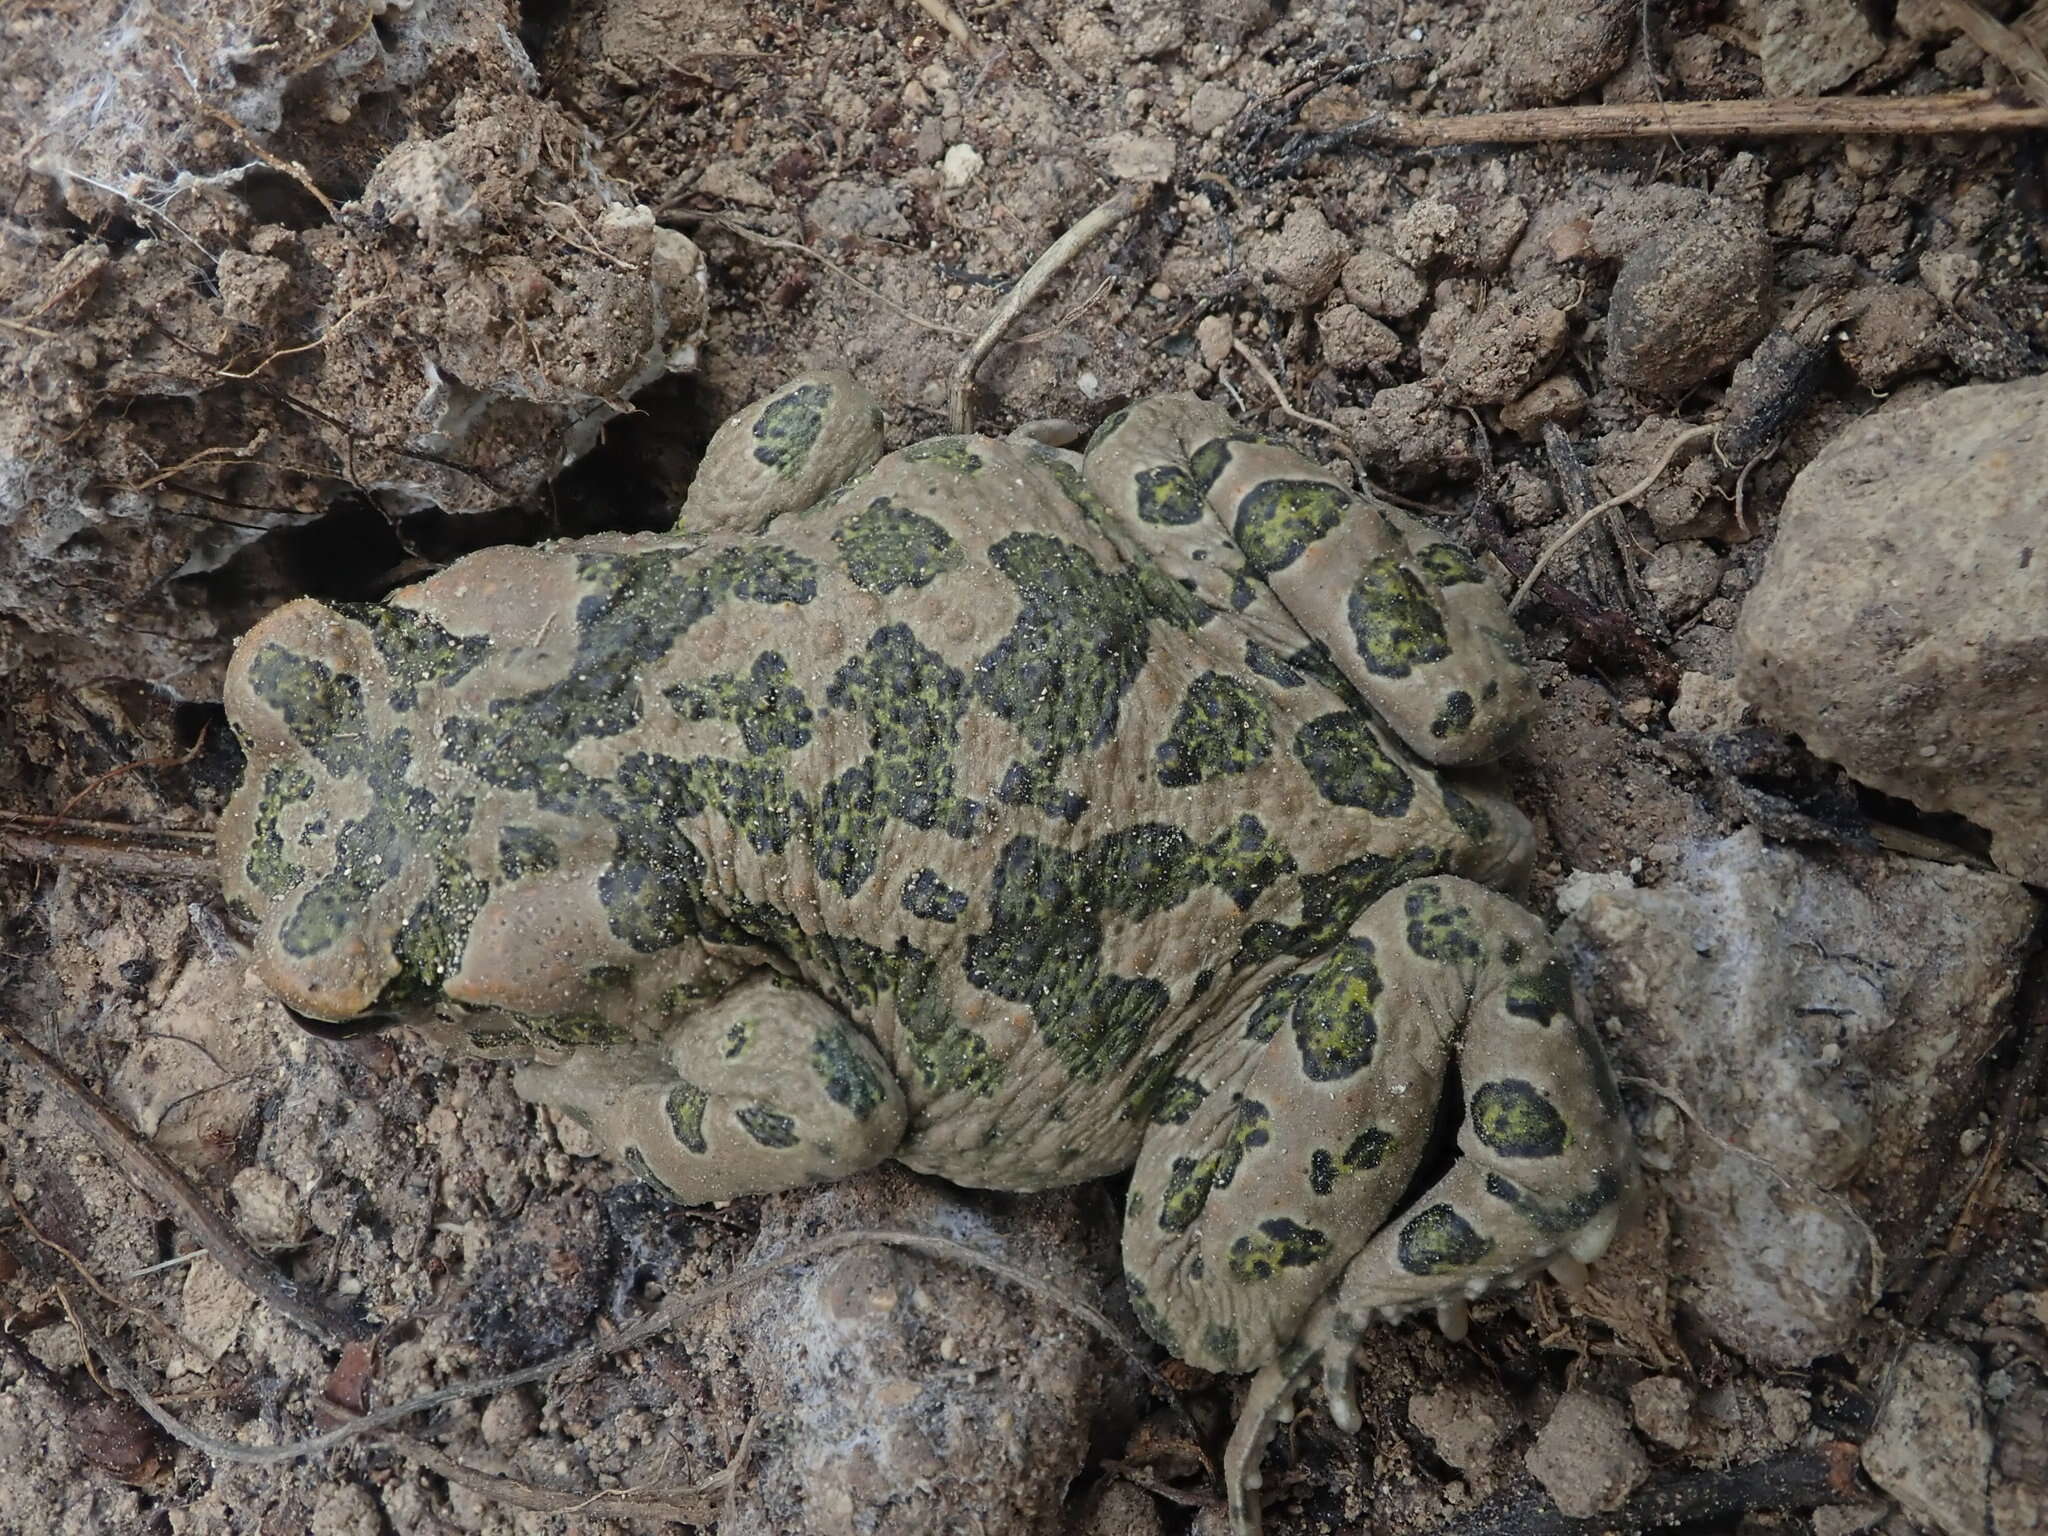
[0,811,217,881]
[4,1187,166,1333]
[1730,436,1780,536]
[0,1017,366,1348]
[1433,1444,1870,1536]
[952,183,1151,433]
[1939,1,2048,107]
[1903,933,2048,1326]
[1309,90,2048,152]
[1541,420,1647,614]
[376,1426,721,1523]
[115,438,270,495]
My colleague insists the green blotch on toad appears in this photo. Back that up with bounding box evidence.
[752,382,831,475]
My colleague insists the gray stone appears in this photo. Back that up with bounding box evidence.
[1864,1342,1993,1536]
[1736,377,2048,883]
[1319,303,1401,373]
[810,180,914,241]
[1343,381,1477,485]
[1560,831,2039,1366]
[1499,375,1589,439]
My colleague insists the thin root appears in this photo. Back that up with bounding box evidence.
[71,1226,1205,1478]
[214,296,381,380]
[952,183,1151,433]
[115,436,269,494]
[1230,340,1360,467]
[1730,435,1780,536]
[1511,424,1717,611]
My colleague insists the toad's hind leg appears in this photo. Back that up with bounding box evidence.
[1083,396,1535,764]
[513,975,909,1204]
[1121,926,1453,1377]
[1222,876,1634,1535]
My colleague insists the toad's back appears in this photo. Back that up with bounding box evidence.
[223,407,1531,1191]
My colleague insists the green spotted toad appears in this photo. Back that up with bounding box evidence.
[220,375,1634,1532]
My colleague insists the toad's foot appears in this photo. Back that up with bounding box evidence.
[1224,1236,1624,1534]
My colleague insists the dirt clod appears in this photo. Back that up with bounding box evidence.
[1631,1375,1698,1450]
[1605,203,1775,395]
[1345,381,1476,485]
[1341,245,1429,319]
[1250,206,1348,309]
[1439,290,1571,405]
[1318,303,1401,373]
[1488,0,1636,106]
[1525,1389,1650,1517]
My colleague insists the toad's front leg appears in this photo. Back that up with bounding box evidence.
[514,974,910,1202]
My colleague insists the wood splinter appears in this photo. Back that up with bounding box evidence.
[1314,89,2048,149]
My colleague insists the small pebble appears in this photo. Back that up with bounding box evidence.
[1499,375,1588,438]
[1525,1390,1650,1518]
[940,143,983,189]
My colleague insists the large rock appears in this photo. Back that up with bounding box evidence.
[714,1168,1138,1536]
[1736,377,2048,882]
[1560,831,2039,1366]
[0,1,707,683]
